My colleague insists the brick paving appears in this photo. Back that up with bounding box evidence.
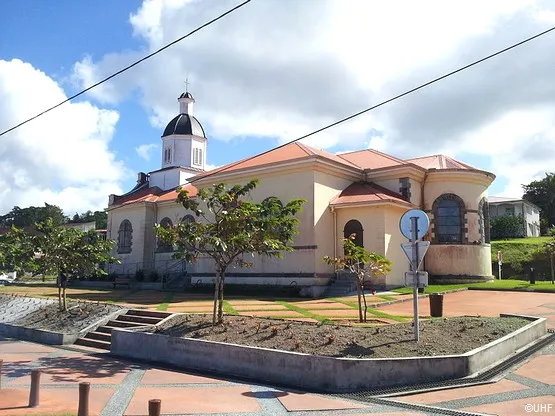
[0,290,554,415]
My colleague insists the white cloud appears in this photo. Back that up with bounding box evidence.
[70,0,555,196]
[0,59,129,215]
[135,143,158,161]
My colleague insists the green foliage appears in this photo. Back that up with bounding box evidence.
[156,180,305,324]
[0,226,37,273]
[490,214,525,239]
[323,234,392,322]
[0,203,66,228]
[523,172,555,233]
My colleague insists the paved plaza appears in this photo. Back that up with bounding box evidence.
[0,290,554,415]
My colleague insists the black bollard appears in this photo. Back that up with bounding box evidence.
[29,369,41,407]
[149,399,161,416]
[529,267,536,285]
[77,382,90,416]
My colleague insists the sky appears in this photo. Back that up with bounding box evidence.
[2,0,555,215]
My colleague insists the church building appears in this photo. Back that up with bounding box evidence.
[106,90,495,295]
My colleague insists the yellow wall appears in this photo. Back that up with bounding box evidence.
[107,203,154,274]
[384,205,411,287]
[313,171,354,274]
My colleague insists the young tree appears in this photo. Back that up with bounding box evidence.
[156,180,305,325]
[0,226,37,275]
[324,234,392,322]
[32,219,119,310]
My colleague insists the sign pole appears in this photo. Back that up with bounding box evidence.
[497,251,503,280]
[411,216,420,342]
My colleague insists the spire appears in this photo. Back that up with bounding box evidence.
[178,79,194,115]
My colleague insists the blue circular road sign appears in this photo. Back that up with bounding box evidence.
[399,209,430,240]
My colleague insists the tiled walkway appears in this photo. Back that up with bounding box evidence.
[0,290,554,415]
[0,337,452,416]
[1,337,554,415]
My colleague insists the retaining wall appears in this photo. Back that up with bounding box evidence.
[110,314,546,392]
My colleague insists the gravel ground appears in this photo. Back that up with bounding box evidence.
[156,314,530,358]
[3,294,123,334]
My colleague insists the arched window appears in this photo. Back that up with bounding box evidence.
[343,219,363,247]
[157,217,173,253]
[479,197,491,244]
[117,220,133,253]
[182,214,196,225]
[433,194,465,243]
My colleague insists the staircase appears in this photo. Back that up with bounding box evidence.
[325,272,357,297]
[74,309,173,350]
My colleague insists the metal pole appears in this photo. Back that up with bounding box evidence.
[410,216,420,342]
[0,359,3,388]
[29,369,41,407]
[498,262,502,280]
[78,382,90,416]
[149,399,162,416]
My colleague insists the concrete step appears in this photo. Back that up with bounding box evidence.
[126,309,173,319]
[106,319,149,328]
[86,331,112,342]
[74,337,111,350]
[96,326,116,334]
[117,314,162,325]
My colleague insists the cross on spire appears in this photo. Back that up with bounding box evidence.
[184,78,190,93]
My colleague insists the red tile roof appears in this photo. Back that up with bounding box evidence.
[330,182,411,207]
[405,154,476,170]
[337,149,406,169]
[192,142,359,181]
[111,184,197,207]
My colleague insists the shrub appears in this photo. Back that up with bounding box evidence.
[135,269,145,282]
[491,214,525,239]
[149,270,160,282]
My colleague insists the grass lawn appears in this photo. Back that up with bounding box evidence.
[492,237,551,245]
[470,279,555,292]
[392,279,555,294]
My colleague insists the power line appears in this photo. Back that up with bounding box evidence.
[0,0,252,137]
[190,24,555,184]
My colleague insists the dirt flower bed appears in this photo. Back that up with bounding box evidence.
[156,314,530,358]
[11,302,123,334]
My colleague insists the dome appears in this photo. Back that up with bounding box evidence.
[162,113,206,138]
[179,92,194,99]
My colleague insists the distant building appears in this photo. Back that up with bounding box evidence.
[63,221,97,232]
[488,196,541,237]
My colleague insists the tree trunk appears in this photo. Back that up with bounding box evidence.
[361,278,368,323]
[62,285,67,311]
[212,271,221,326]
[217,272,225,324]
[57,285,62,311]
[355,275,363,323]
